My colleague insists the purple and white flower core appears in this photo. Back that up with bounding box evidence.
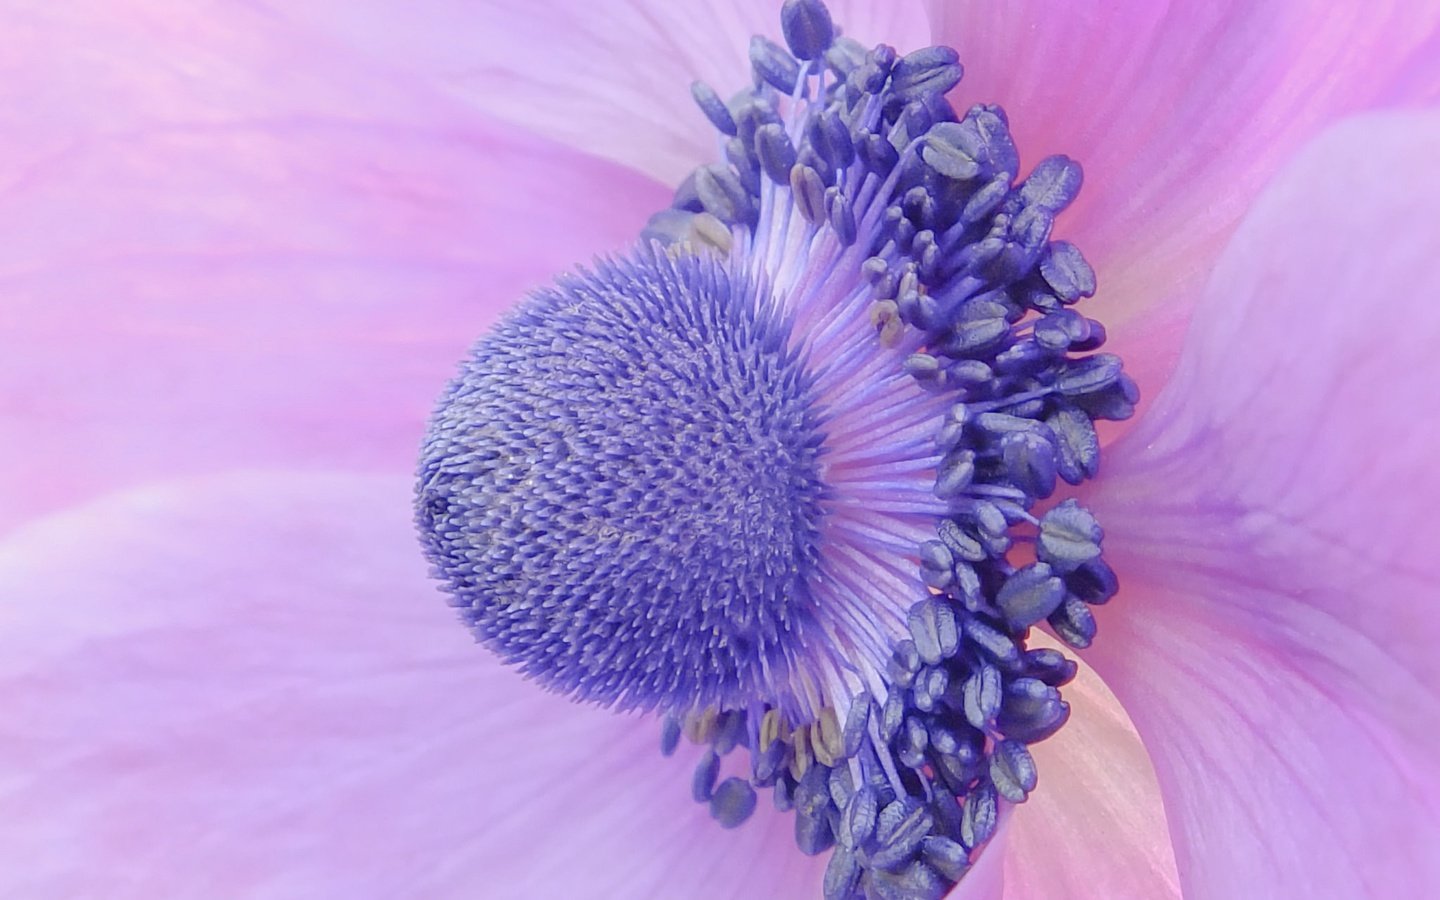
[417,1,1137,896]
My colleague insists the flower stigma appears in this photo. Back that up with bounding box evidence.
[415,1,1137,897]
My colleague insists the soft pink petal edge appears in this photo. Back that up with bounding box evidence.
[271,0,933,188]
[1084,110,1440,898]
[0,2,670,533]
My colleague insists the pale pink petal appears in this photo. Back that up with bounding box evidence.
[0,471,844,898]
[930,0,1440,384]
[1084,111,1440,897]
[1002,639,1180,899]
[275,0,934,185]
[0,3,668,533]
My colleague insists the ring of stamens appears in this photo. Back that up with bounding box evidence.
[650,3,1133,895]
[417,1,1136,898]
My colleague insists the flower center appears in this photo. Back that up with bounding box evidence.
[417,248,835,715]
[416,1,1138,897]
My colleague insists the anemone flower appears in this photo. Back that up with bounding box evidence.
[2,1,1438,898]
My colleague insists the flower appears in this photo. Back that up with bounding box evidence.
[1,1,1437,898]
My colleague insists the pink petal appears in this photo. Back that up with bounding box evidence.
[0,471,842,898]
[1083,111,1440,897]
[0,4,668,533]
[274,0,934,185]
[930,0,1440,385]
[1002,640,1180,899]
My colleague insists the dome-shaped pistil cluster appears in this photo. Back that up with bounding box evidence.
[418,249,834,715]
[417,1,1137,898]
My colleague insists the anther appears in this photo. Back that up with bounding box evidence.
[791,164,828,224]
[989,739,1039,803]
[1020,155,1085,212]
[825,188,857,245]
[997,563,1067,628]
[711,777,759,828]
[960,783,998,849]
[869,798,934,870]
[693,749,721,803]
[695,163,755,225]
[690,80,739,136]
[750,35,803,93]
[1049,595,1098,649]
[780,0,835,61]
[755,122,798,185]
[824,848,861,900]
[1037,500,1104,572]
[963,663,1002,731]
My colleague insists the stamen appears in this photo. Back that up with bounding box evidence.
[781,0,836,62]
[691,80,739,137]
[650,4,1138,873]
[417,1,1138,896]
[711,777,760,828]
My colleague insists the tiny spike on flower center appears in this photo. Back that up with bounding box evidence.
[414,1,1137,897]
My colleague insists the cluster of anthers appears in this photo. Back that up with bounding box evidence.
[417,1,1136,897]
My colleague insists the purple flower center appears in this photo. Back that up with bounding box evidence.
[416,1,1137,897]
[417,248,835,716]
